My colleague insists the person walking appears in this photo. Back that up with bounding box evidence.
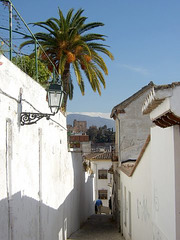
[95,199,102,214]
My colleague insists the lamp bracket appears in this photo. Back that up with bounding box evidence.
[20,112,55,126]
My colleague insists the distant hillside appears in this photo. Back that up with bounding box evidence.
[67,114,115,130]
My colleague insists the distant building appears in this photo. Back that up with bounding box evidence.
[85,152,113,213]
[68,134,91,154]
[69,134,89,143]
[73,119,87,133]
[67,119,87,134]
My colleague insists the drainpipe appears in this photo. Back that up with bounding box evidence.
[114,110,122,234]
[114,110,121,165]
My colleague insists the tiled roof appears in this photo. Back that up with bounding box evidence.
[85,152,112,161]
[120,161,136,176]
[142,82,180,114]
[154,82,180,90]
[110,82,154,119]
[153,110,180,128]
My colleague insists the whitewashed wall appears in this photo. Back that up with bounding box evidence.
[120,125,180,240]
[0,55,94,240]
[173,125,180,240]
[151,126,176,240]
[121,142,152,240]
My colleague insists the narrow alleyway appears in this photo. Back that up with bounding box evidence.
[68,214,125,240]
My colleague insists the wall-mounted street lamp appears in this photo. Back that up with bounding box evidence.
[20,83,65,126]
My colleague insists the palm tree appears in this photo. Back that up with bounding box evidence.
[20,8,114,111]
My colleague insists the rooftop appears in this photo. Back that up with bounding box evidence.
[110,81,154,119]
[84,151,112,161]
[142,82,180,114]
[120,135,150,177]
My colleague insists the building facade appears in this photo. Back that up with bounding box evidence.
[68,119,87,134]
[85,152,113,213]
[112,82,180,240]
[110,82,154,226]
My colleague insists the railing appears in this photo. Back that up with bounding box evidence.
[0,0,59,83]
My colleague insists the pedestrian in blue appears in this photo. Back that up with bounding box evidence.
[95,199,102,214]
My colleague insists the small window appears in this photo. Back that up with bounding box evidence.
[98,190,108,200]
[98,170,108,179]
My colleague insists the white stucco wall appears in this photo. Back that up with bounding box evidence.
[132,143,152,240]
[120,142,152,240]
[173,125,180,240]
[149,85,180,121]
[0,55,94,240]
[118,84,180,240]
[151,126,176,240]
[171,85,180,116]
[120,124,178,240]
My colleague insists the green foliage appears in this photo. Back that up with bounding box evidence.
[87,125,115,143]
[12,55,51,87]
[20,8,114,110]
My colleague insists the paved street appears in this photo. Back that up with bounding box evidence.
[68,214,125,240]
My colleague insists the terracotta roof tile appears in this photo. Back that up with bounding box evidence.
[153,110,180,128]
[85,152,112,161]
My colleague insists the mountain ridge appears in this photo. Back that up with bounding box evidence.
[67,114,115,130]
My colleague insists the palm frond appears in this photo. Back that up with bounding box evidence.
[79,22,104,34]
[20,39,35,49]
[88,43,114,60]
[58,54,67,75]
[90,51,108,74]
[31,22,56,36]
[72,61,85,95]
[58,8,67,32]
[81,33,106,42]
[70,8,84,27]
[66,8,74,24]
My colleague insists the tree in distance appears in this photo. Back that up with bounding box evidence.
[87,125,115,143]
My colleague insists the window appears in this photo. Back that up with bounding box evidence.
[98,190,108,199]
[98,169,108,179]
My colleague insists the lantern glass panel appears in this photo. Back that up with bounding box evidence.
[48,91,61,113]
[60,91,64,107]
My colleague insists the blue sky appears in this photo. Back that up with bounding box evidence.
[5,0,180,116]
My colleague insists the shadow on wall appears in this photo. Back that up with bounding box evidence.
[0,156,94,240]
[68,151,94,233]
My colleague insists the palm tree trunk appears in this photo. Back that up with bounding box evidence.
[61,62,70,112]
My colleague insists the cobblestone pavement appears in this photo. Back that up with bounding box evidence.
[68,214,125,240]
